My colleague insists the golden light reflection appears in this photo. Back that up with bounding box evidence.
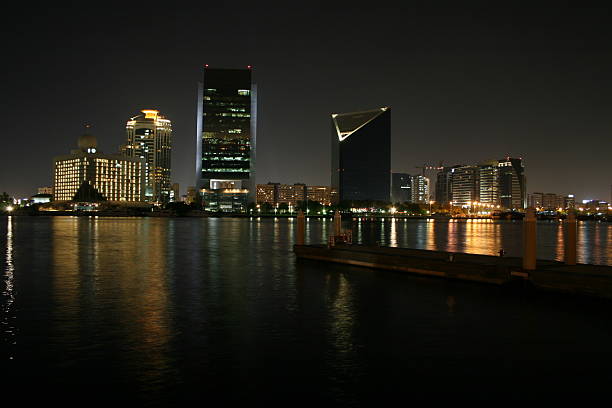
[389,217,397,247]
[51,217,173,385]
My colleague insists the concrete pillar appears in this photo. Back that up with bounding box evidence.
[296,210,305,246]
[522,207,537,271]
[334,211,342,236]
[565,211,577,265]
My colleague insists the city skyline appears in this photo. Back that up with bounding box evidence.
[2,4,611,202]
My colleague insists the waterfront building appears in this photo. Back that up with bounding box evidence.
[331,107,391,203]
[201,188,248,212]
[256,183,278,205]
[277,183,306,206]
[54,129,144,202]
[122,109,172,204]
[31,193,52,204]
[478,162,499,205]
[564,194,575,209]
[435,167,454,206]
[497,157,526,210]
[450,165,479,207]
[410,175,430,204]
[391,173,412,203]
[256,183,336,207]
[196,67,257,201]
[306,185,335,206]
[38,187,53,195]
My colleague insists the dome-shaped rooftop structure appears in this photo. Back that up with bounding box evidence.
[78,125,98,152]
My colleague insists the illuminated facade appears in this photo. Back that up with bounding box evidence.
[331,107,391,203]
[54,131,144,202]
[201,188,248,212]
[450,165,479,206]
[256,183,336,207]
[122,110,172,204]
[196,67,257,200]
[478,162,499,204]
[410,175,430,204]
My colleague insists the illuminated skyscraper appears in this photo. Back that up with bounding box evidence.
[54,128,144,202]
[196,67,256,201]
[122,110,172,204]
[331,107,391,203]
[478,161,499,204]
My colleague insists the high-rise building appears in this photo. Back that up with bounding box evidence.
[306,185,335,206]
[435,167,455,206]
[478,162,499,204]
[450,165,479,206]
[331,107,391,203]
[410,175,430,204]
[391,173,412,203]
[196,67,257,200]
[122,110,172,204]
[54,128,144,202]
[497,157,526,210]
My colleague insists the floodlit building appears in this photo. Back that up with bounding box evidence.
[331,107,391,203]
[54,128,144,202]
[196,66,257,201]
[478,162,499,205]
[122,109,172,204]
[450,165,479,207]
[201,188,248,212]
[38,187,53,195]
[256,183,336,207]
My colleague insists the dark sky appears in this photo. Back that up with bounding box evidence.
[2,3,611,202]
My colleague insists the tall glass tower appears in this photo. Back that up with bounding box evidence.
[122,109,172,204]
[331,107,391,203]
[196,67,257,199]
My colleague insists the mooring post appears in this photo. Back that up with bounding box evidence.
[565,211,577,265]
[334,211,342,236]
[296,210,305,246]
[523,207,537,271]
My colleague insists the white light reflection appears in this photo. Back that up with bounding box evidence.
[3,216,16,359]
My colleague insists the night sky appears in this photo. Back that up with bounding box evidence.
[3,3,611,202]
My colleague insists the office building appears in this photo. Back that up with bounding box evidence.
[435,167,455,206]
[54,128,144,202]
[331,107,391,203]
[391,173,412,203]
[478,162,499,204]
[256,183,336,207]
[38,187,53,195]
[410,175,430,204]
[196,67,257,200]
[307,185,336,206]
[450,165,479,206]
[497,157,526,210]
[122,109,172,204]
[201,188,248,212]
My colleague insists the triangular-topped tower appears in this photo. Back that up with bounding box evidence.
[332,107,389,141]
[331,107,391,203]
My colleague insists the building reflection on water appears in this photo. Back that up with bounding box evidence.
[51,217,174,390]
[3,216,16,359]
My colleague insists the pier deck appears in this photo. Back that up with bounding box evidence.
[294,244,612,298]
